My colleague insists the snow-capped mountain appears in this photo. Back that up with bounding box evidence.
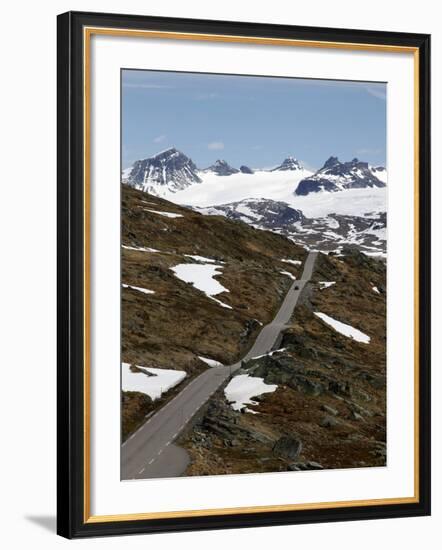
[370,165,387,184]
[123,148,202,195]
[122,148,386,255]
[203,159,240,176]
[271,156,304,172]
[295,157,386,196]
[195,199,305,229]
[195,198,386,257]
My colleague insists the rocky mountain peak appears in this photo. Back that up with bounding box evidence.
[295,156,386,196]
[240,165,254,174]
[322,156,340,169]
[123,147,201,195]
[271,156,303,172]
[205,159,239,176]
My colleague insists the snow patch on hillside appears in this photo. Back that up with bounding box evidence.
[145,209,183,218]
[184,254,219,263]
[224,374,277,412]
[122,284,155,295]
[122,244,160,253]
[122,363,186,400]
[280,270,297,280]
[171,261,231,309]
[318,281,336,290]
[198,356,223,368]
[314,312,370,344]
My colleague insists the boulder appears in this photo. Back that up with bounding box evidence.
[321,404,338,416]
[320,415,339,428]
[272,436,303,460]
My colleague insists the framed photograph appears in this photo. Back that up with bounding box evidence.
[57,11,431,538]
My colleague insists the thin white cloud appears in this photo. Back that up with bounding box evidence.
[207,141,225,151]
[299,159,317,172]
[123,83,175,89]
[364,86,387,101]
[195,92,220,101]
[356,147,381,156]
[153,135,167,143]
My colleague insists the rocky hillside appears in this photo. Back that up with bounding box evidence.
[121,184,306,438]
[196,200,386,257]
[179,249,386,474]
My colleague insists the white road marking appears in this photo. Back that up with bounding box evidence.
[165,441,170,446]
[158,449,163,455]
[139,467,145,474]
[148,458,155,465]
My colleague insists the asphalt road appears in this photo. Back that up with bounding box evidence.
[121,251,318,480]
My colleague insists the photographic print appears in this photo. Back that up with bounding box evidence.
[120,69,387,480]
[57,12,430,537]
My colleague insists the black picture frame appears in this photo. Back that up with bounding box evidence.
[57,10,431,539]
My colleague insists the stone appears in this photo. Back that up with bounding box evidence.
[288,461,324,471]
[350,410,364,421]
[320,415,339,428]
[321,404,338,416]
[272,436,303,460]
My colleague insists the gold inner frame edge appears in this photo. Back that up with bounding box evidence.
[82,26,420,524]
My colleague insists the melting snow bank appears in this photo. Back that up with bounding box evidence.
[171,263,232,308]
[252,348,287,360]
[145,209,183,218]
[184,254,220,263]
[364,251,387,260]
[314,312,370,344]
[318,281,336,290]
[122,363,186,400]
[198,356,223,367]
[280,270,297,280]
[122,284,155,295]
[281,259,302,266]
[372,286,380,294]
[122,244,160,253]
[224,374,277,412]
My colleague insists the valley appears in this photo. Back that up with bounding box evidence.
[121,185,307,440]
[121,181,386,478]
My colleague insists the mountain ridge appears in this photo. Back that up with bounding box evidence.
[123,148,386,198]
[295,156,386,196]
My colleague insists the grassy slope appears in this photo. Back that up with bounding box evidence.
[121,184,306,438]
[181,251,387,474]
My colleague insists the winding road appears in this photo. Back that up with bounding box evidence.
[121,251,318,480]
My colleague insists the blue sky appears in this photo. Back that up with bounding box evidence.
[122,69,386,171]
